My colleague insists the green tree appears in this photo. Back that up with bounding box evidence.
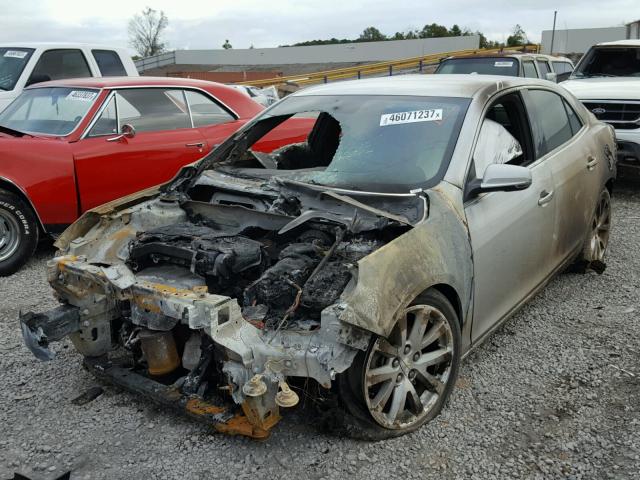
[448,24,462,37]
[358,27,387,42]
[128,7,169,57]
[506,24,527,47]
[222,39,233,49]
[392,32,406,40]
[420,23,449,38]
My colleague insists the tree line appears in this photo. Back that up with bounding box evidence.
[282,24,529,50]
[127,8,530,58]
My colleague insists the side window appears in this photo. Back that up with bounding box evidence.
[116,88,191,133]
[471,92,532,179]
[537,61,551,76]
[29,49,91,83]
[88,95,117,137]
[185,90,235,127]
[527,90,573,156]
[92,50,127,76]
[564,99,583,135]
[522,61,538,78]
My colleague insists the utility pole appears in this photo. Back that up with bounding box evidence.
[550,10,557,54]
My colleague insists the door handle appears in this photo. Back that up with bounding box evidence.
[538,189,554,206]
[587,155,598,171]
[186,142,205,149]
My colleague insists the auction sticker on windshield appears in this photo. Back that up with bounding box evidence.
[380,109,443,126]
[4,50,28,59]
[494,61,514,67]
[66,91,98,102]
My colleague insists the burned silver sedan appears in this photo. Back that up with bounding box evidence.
[21,75,616,440]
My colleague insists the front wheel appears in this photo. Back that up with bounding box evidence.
[337,289,461,440]
[0,189,39,276]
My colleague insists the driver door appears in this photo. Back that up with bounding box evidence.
[464,91,556,343]
[73,88,208,212]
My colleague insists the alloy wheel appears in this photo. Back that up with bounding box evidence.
[587,192,611,262]
[363,305,454,429]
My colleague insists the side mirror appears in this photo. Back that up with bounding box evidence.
[556,72,572,83]
[468,164,532,198]
[545,72,558,82]
[106,123,136,142]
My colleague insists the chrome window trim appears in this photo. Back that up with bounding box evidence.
[182,90,195,128]
[80,90,115,139]
[80,85,238,139]
[111,85,239,119]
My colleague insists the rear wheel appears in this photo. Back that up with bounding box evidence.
[571,188,611,273]
[0,189,39,276]
[336,289,461,440]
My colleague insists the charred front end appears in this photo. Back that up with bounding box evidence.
[20,174,424,438]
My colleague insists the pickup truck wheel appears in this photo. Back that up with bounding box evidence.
[0,189,39,276]
[335,289,461,440]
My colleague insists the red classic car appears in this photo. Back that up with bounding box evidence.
[0,77,310,275]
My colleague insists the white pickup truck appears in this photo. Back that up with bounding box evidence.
[0,43,138,112]
[562,40,640,180]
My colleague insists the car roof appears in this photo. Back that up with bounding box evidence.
[24,76,230,90]
[23,76,265,119]
[0,42,129,51]
[595,39,640,47]
[443,52,572,62]
[293,74,556,99]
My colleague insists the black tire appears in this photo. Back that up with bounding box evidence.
[334,289,461,440]
[569,188,611,274]
[0,188,39,276]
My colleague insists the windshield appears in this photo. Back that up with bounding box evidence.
[0,48,34,91]
[572,47,640,78]
[218,94,470,193]
[0,87,99,135]
[436,57,519,76]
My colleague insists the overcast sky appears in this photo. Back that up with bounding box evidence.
[0,0,634,52]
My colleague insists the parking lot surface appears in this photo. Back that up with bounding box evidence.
[1,185,638,480]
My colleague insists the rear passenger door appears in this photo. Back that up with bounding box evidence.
[73,88,207,211]
[523,89,598,264]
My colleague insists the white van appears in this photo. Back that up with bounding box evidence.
[0,43,138,112]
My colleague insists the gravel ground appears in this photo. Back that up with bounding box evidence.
[0,185,638,480]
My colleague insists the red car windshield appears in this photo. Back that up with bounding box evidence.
[0,87,99,135]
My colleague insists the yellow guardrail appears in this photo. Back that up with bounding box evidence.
[235,44,540,87]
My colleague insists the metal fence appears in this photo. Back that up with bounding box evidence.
[234,45,540,87]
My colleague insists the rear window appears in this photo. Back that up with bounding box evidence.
[436,58,519,76]
[92,50,127,76]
